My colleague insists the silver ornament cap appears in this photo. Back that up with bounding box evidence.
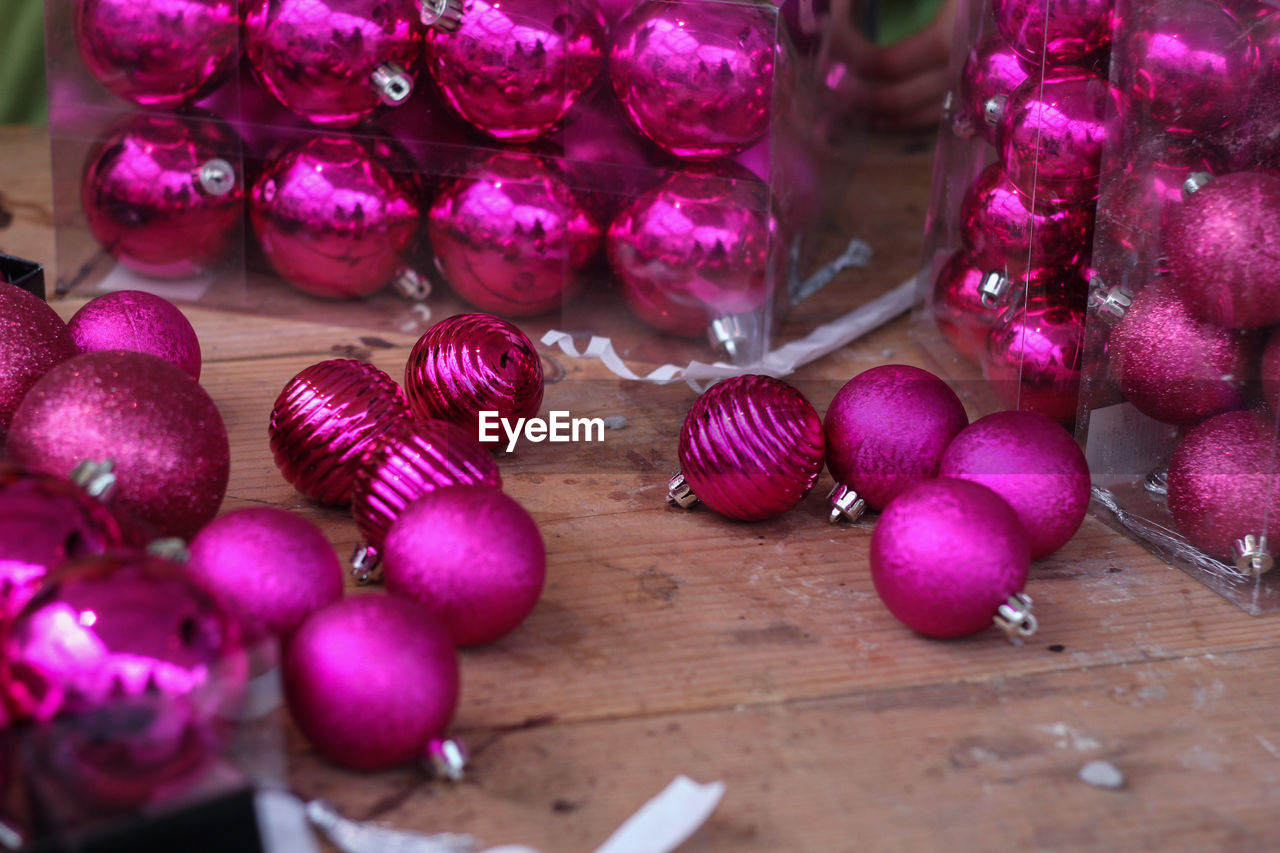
[826,483,867,524]
[993,592,1038,644]
[371,62,414,106]
[1233,534,1273,576]
[667,472,699,509]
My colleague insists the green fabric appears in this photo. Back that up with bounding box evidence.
[877,0,946,45]
[0,0,47,124]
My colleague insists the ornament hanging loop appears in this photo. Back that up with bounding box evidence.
[978,271,1010,309]
[420,0,464,31]
[1182,171,1214,198]
[826,483,867,524]
[1233,534,1273,576]
[370,62,414,106]
[69,459,117,501]
[993,592,1038,644]
[393,267,432,301]
[351,544,383,585]
[1087,277,1133,325]
[667,472,699,509]
[198,159,236,197]
[426,737,469,781]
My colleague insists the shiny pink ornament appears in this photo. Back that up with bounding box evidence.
[1165,171,1280,329]
[959,35,1032,146]
[405,313,544,432]
[1001,69,1121,208]
[985,290,1085,426]
[939,411,1090,560]
[611,1,780,160]
[74,0,241,108]
[383,485,545,646]
[823,364,968,512]
[81,112,244,280]
[1167,410,1280,561]
[186,508,344,641]
[245,0,425,127]
[6,351,230,540]
[3,554,247,809]
[284,595,458,770]
[0,284,77,439]
[1109,283,1254,425]
[556,91,670,223]
[674,375,824,522]
[250,135,422,300]
[67,290,202,380]
[425,0,605,141]
[870,478,1031,639]
[429,150,601,316]
[992,0,1113,67]
[931,250,993,361]
[269,359,411,506]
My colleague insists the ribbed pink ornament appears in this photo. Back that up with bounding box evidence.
[672,375,824,522]
[404,313,544,432]
[269,359,411,506]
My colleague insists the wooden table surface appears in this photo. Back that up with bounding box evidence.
[5,123,1280,852]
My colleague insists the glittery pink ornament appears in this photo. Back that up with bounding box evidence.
[74,0,241,108]
[284,595,458,770]
[404,313,544,432]
[1109,283,1255,425]
[1001,69,1121,208]
[429,150,601,316]
[931,250,993,361]
[0,284,77,439]
[611,1,780,160]
[959,35,1032,145]
[66,290,202,380]
[424,0,604,141]
[671,375,824,522]
[250,135,422,300]
[992,0,1113,67]
[6,351,230,540]
[245,0,426,127]
[3,554,247,809]
[985,290,1085,426]
[939,411,1089,560]
[81,112,243,280]
[269,359,411,507]
[1167,410,1280,562]
[1165,171,1280,329]
[870,478,1031,639]
[383,485,545,646]
[823,364,968,516]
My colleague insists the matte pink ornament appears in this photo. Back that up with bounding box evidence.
[67,290,202,380]
[0,284,77,439]
[425,0,605,141]
[1167,410,1280,562]
[3,554,247,809]
[1165,171,1280,329]
[250,135,423,300]
[429,150,602,316]
[81,112,244,280]
[404,313,544,432]
[939,411,1090,560]
[931,250,993,361]
[959,34,1033,145]
[1109,283,1254,425]
[74,0,241,108]
[6,351,230,540]
[269,359,411,507]
[823,364,968,516]
[672,375,824,522]
[383,485,545,646]
[992,0,1113,67]
[869,478,1032,639]
[283,595,459,770]
[611,1,780,160]
[985,290,1085,426]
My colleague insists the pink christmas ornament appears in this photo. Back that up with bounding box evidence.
[67,290,202,380]
[284,595,459,770]
[985,289,1085,426]
[245,0,427,127]
[1001,69,1121,208]
[383,485,545,646]
[269,359,411,506]
[869,478,1032,639]
[939,411,1090,560]
[734,126,822,235]
[0,284,77,439]
[81,112,243,280]
[74,0,241,108]
[1105,149,1217,265]
[250,135,423,300]
[404,313,544,431]
[1109,283,1255,425]
[670,375,824,522]
[992,0,1113,67]
[931,250,993,361]
[429,150,601,316]
[6,351,230,540]
[3,554,247,810]
[424,0,605,141]
[611,1,781,160]
[823,364,968,520]
[1165,171,1280,329]
[1167,410,1280,564]
[959,34,1033,146]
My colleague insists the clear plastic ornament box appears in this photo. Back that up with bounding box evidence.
[44,0,878,369]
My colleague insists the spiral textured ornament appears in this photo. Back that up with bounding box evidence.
[269,359,411,506]
[671,375,824,522]
[405,313,544,431]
